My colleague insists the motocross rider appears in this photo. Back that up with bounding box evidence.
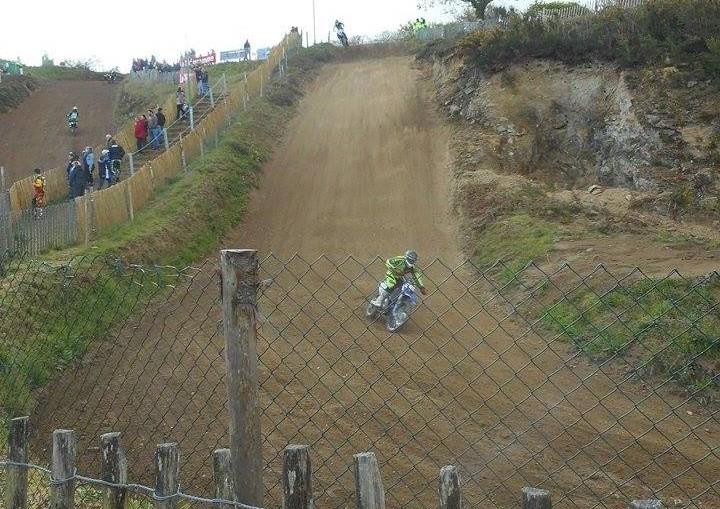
[371,250,427,307]
[67,106,79,125]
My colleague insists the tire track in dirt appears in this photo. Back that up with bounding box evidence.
[0,80,119,185]
[33,56,718,509]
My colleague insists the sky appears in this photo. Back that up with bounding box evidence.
[1,0,549,71]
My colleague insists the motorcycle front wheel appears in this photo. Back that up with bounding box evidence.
[387,304,409,333]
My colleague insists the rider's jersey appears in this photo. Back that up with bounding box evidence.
[384,256,424,289]
[67,111,79,122]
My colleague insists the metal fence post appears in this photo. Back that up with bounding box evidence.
[6,416,29,509]
[523,487,552,509]
[220,249,263,506]
[189,106,195,130]
[283,445,313,509]
[51,429,76,509]
[163,128,170,150]
[213,449,234,509]
[100,433,127,509]
[126,184,134,222]
[154,443,179,509]
[128,153,135,176]
[354,452,385,509]
[439,466,461,509]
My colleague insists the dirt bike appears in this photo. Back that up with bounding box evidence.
[365,276,420,332]
[104,72,118,83]
[68,120,78,136]
[337,29,349,48]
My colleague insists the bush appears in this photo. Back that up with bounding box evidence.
[463,0,720,70]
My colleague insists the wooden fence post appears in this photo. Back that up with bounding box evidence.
[439,465,461,509]
[163,129,170,150]
[220,249,263,506]
[353,452,385,509]
[125,184,134,222]
[189,106,195,131]
[0,166,5,192]
[100,432,127,509]
[630,502,663,509]
[6,416,29,509]
[523,487,552,509]
[213,449,234,509]
[283,445,313,509]
[179,135,187,173]
[154,443,179,509]
[128,153,135,176]
[51,429,76,509]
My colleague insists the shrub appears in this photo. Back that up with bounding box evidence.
[463,0,720,70]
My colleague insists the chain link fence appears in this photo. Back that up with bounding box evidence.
[0,252,717,508]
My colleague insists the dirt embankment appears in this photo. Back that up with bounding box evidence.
[430,55,720,274]
[0,80,119,186]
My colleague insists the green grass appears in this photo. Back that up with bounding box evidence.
[540,276,720,400]
[114,79,176,125]
[473,213,560,283]
[207,60,262,85]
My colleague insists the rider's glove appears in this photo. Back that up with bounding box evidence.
[420,287,428,296]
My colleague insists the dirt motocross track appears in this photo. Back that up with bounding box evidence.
[0,80,118,185]
[34,56,718,509]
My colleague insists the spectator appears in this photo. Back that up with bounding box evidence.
[80,146,91,180]
[194,66,204,95]
[66,152,79,177]
[97,149,113,189]
[108,139,126,181]
[31,168,46,219]
[176,86,186,120]
[84,147,95,189]
[134,115,148,151]
[201,68,209,95]
[147,109,159,150]
[68,160,86,199]
[156,107,166,148]
[244,39,251,61]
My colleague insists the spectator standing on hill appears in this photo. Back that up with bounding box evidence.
[195,67,204,95]
[31,168,46,219]
[156,107,166,148]
[108,139,125,181]
[66,152,78,177]
[68,159,86,199]
[134,115,148,151]
[244,39,251,60]
[84,147,95,189]
[176,86,186,120]
[97,149,113,189]
[147,109,159,150]
[201,68,209,95]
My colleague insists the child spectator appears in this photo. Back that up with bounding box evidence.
[32,168,46,219]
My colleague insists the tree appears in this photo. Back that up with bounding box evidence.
[418,0,495,19]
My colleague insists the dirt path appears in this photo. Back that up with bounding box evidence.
[0,80,118,185]
[32,56,718,509]
[228,57,459,259]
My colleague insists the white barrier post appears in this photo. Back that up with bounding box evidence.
[128,153,135,176]
[163,128,170,150]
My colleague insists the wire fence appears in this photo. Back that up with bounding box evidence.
[0,251,717,508]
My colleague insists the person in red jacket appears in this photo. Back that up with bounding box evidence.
[134,115,149,151]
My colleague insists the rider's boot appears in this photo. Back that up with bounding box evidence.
[371,287,389,307]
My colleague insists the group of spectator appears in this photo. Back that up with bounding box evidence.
[131,56,180,73]
[65,136,126,199]
[133,107,167,152]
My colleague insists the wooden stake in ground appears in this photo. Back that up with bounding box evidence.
[220,249,263,506]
